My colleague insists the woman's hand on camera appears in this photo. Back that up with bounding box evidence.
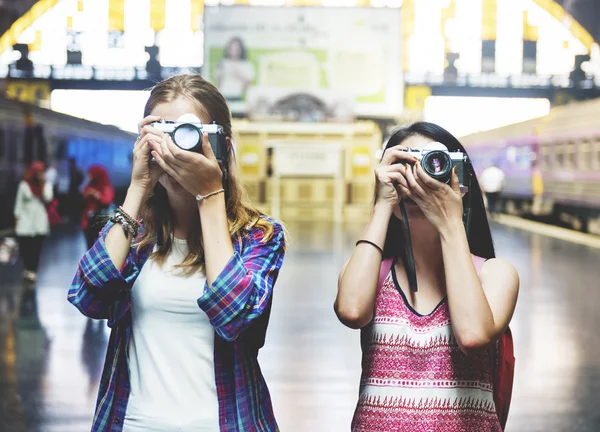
[150,132,223,198]
[399,160,464,232]
[374,147,418,211]
[130,115,164,195]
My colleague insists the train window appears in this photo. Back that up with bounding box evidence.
[566,143,576,169]
[55,139,68,160]
[506,146,517,168]
[541,146,551,169]
[595,139,600,171]
[32,125,47,163]
[0,128,5,161]
[7,128,20,163]
[24,127,35,163]
[579,141,591,171]
[517,146,531,169]
[554,143,565,168]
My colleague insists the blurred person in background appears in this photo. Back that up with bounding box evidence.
[531,158,544,215]
[215,37,255,101]
[480,161,505,219]
[68,74,286,432]
[44,161,63,227]
[82,165,115,249]
[13,161,53,282]
[335,123,519,431]
[67,158,84,222]
[45,161,58,190]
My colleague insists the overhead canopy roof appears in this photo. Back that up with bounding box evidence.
[0,0,39,41]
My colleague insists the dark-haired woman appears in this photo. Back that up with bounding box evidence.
[14,161,53,282]
[82,165,115,249]
[68,74,285,431]
[335,122,519,431]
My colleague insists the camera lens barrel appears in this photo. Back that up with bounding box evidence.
[172,123,202,151]
[421,150,453,183]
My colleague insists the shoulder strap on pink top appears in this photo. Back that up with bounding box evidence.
[378,258,394,291]
[472,255,487,276]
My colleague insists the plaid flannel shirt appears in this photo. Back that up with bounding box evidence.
[68,217,285,432]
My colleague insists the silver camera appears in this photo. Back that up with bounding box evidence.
[151,114,228,163]
[403,142,468,186]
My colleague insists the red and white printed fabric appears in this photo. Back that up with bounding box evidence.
[352,266,502,432]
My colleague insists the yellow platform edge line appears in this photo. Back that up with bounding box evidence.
[496,214,600,250]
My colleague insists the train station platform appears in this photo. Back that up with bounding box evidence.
[0,221,599,432]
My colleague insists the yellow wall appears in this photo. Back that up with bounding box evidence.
[232,120,382,222]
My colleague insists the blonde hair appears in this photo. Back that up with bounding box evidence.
[136,74,282,273]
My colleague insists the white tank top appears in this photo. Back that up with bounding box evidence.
[123,238,220,432]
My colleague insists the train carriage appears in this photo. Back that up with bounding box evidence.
[0,97,135,231]
[461,98,600,234]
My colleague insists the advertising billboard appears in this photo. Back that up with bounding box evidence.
[203,6,403,119]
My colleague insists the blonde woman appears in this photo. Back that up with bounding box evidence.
[68,74,286,432]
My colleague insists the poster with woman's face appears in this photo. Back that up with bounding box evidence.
[203,6,403,118]
[214,37,255,102]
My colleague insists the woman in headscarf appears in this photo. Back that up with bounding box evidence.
[82,165,115,249]
[13,160,54,282]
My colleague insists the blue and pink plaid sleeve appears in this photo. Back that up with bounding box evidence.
[68,221,141,326]
[197,220,285,341]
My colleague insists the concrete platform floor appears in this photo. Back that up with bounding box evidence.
[0,221,599,432]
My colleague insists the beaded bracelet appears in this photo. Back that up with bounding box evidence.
[110,213,129,238]
[110,213,138,239]
[117,206,141,229]
[121,213,137,238]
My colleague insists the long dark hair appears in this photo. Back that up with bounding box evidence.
[381,122,495,259]
[224,37,247,60]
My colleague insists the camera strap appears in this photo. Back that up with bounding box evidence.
[463,171,473,237]
[399,171,473,293]
[400,200,418,292]
[221,152,230,197]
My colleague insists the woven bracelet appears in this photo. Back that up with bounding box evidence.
[196,189,225,202]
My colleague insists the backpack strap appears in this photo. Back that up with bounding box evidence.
[473,254,515,429]
[495,326,515,430]
[378,257,394,291]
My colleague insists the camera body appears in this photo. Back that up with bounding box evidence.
[151,116,228,164]
[402,142,468,186]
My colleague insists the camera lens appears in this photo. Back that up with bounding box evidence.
[421,151,452,183]
[173,124,201,150]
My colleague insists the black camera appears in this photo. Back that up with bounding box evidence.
[402,143,468,187]
[151,114,228,164]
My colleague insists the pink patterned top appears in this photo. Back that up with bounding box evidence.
[352,263,502,432]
